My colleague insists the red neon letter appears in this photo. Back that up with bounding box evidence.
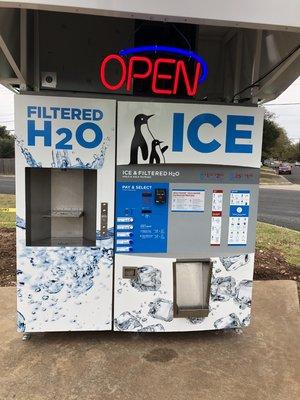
[173,61,201,96]
[126,56,153,91]
[99,54,126,91]
[152,58,176,95]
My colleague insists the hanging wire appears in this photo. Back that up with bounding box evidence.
[232,45,300,102]
[171,24,192,52]
[134,21,145,34]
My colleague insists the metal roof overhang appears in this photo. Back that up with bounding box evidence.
[0,1,299,101]
[0,0,300,32]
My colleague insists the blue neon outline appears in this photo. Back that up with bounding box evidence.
[119,45,208,84]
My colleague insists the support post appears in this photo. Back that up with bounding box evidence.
[20,9,27,91]
[251,30,262,103]
[233,31,243,103]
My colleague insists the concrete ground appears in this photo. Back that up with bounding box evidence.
[0,281,299,400]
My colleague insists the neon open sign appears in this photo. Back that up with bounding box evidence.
[99,46,208,96]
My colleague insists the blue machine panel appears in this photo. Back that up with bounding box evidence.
[229,205,249,217]
[116,182,169,253]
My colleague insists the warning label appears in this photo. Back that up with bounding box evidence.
[171,190,205,212]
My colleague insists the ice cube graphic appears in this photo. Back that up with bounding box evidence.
[214,313,241,329]
[131,265,161,292]
[188,317,204,324]
[138,324,165,332]
[235,280,252,309]
[148,298,173,322]
[17,311,26,332]
[242,314,251,326]
[219,254,249,271]
[211,276,236,302]
[114,312,142,331]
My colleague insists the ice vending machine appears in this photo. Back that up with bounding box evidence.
[15,95,264,333]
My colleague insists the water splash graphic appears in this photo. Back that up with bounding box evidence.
[14,135,110,169]
[17,311,26,332]
[96,227,114,241]
[17,235,113,328]
[16,215,26,229]
[14,137,41,167]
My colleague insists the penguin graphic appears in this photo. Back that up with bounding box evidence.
[149,140,169,164]
[129,114,154,164]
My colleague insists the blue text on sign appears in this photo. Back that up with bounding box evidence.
[172,113,254,154]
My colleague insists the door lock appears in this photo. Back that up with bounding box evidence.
[100,202,108,236]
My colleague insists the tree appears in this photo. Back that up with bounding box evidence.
[262,111,281,160]
[270,129,294,161]
[0,125,15,158]
[0,125,11,139]
[262,110,295,161]
[289,141,300,162]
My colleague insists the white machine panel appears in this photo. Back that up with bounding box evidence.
[117,101,264,168]
[15,95,116,332]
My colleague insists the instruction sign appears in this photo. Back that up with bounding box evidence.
[171,190,205,212]
[210,190,223,246]
[228,190,250,246]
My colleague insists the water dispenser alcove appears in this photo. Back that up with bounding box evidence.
[173,259,212,318]
[25,167,97,246]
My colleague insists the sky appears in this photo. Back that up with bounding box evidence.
[0,78,299,141]
[263,76,300,143]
